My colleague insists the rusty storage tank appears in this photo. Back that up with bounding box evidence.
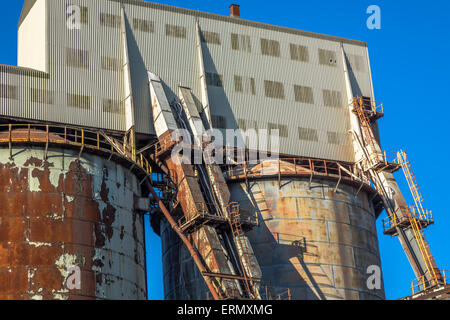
[159,159,385,300]
[0,130,147,300]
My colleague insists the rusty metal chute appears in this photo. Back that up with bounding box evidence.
[147,72,262,300]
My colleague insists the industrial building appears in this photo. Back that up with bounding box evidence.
[0,0,448,300]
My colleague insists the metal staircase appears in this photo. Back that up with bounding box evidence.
[227,202,258,299]
[147,71,262,300]
[397,150,443,287]
[351,96,444,294]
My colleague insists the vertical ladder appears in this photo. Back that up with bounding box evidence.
[352,97,384,168]
[227,202,258,299]
[397,151,442,286]
[351,96,442,292]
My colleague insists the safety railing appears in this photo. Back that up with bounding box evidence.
[0,123,153,178]
[206,282,292,301]
[410,270,449,295]
[383,206,433,233]
[352,96,384,114]
[224,157,371,187]
[177,202,211,228]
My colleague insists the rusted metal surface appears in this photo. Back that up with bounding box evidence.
[161,174,385,299]
[228,177,385,300]
[0,146,146,300]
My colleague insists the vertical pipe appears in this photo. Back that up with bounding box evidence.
[146,180,222,300]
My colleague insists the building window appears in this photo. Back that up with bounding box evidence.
[264,80,285,99]
[212,115,227,129]
[327,131,348,145]
[290,44,309,62]
[0,84,18,100]
[347,54,366,72]
[165,24,186,39]
[234,75,256,95]
[67,93,91,110]
[231,34,251,52]
[101,56,121,71]
[206,73,223,87]
[133,18,154,33]
[100,13,121,28]
[294,85,314,104]
[323,90,343,108]
[201,31,221,45]
[298,127,319,142]
[268,123,288,138]
[318,49,337,66]
[261,38,280,57]
[66,48,89,69]
[103,99,124,114]
[31,88,54,105]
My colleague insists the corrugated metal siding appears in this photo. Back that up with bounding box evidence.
[0,0,375,162]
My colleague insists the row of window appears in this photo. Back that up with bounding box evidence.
[1,84,347,144]
[64,47,343,107]
[0,84,123,114]
[66,48,120,70]
[70,7,365,70]
[213,115,348,145]
[206,72,344,107]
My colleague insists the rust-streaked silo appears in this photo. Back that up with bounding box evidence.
[0,139,147,299]
[159,159,385,300]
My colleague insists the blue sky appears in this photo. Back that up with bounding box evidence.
[1,0,449,300]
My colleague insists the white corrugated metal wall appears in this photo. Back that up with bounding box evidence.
[0,0,376,162]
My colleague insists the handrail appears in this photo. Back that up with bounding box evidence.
[383,206,433,232]
[224,157,373,188]
[353,96,384,114]
[0,123,153,178]
[410,270,449,295]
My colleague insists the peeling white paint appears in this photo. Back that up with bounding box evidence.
[46,212,63,221]
[27,268,36,281]
[28,241,53,247]
[25,235,52,247]
[31,295,43,300]
[55,253,85,290]
[28,170,42,192]
[52,290,69,300]
[1,147,146,299]
[92,249,103,273]
[49,170,61,189]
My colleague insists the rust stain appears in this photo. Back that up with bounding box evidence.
[0,147,145,300]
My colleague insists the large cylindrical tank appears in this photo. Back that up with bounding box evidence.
[159,173,385,300]
[229,177,385,300]
[0,145,147,300]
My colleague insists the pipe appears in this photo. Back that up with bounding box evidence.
[146,180,222,300]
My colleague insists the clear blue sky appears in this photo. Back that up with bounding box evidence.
[1,0,449,300]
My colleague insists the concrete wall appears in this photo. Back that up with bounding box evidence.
[0,145,146,299]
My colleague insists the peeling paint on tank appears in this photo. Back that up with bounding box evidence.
[0,146,147,300]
